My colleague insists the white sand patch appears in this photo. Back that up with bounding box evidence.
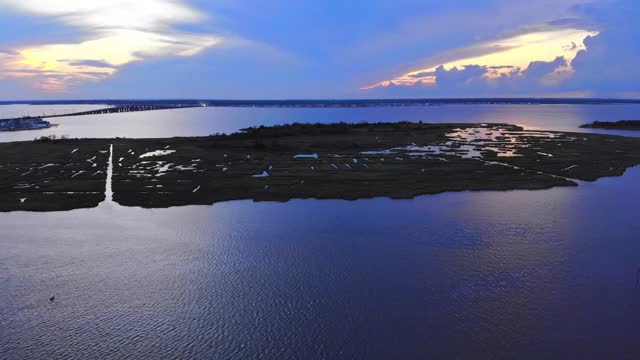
[252,171,270,178]
[157,163,172,172]
[175,165,197,171]
[361,150,396,155]
[139,150,176,158]
[561,165,578,171]
[42,192,101,194]
[294,153,319,159]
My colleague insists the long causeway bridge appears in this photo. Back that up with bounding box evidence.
[41,103,200,119]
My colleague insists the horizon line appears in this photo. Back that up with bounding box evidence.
[2,97,640,104]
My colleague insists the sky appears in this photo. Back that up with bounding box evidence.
[0,0,637,99]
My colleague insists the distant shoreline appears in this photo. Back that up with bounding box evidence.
[0,117,55,132]
[4,98,640,122]
[580,120,640,131]
[2,98,640,109]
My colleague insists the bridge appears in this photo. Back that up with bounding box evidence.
[40,103,201,119]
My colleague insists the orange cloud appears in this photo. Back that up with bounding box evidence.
[362,28,597,91]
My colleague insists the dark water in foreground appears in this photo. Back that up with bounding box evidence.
[2,104,640,358]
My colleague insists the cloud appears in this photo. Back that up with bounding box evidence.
[361,0,638,98]
[434,65,490,88]
[362,27,595,91]
[0,0,222,91]
[64,60,118,69]
[522,56,568,78]
[546,18,581,27]
[408,71,436,79]
[367,55,575,98]
[0,0,205,31]
[563,0,640,96]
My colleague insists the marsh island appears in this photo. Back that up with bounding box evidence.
[2,122,640,212]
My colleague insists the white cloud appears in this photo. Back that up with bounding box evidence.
[362,27,596,91]
[0,0,221,91]
[365,56,578,98]
[0,0,205,30]
[362,0,638,98]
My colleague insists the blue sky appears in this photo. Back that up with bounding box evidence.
[0,0,637,99]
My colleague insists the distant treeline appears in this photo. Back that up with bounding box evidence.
[2,98,640,108]
[580,120,640,130]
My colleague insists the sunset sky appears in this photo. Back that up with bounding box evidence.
[0,0,637,99]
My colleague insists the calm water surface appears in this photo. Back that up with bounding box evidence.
[1,104,640,358]
[1,104,640,142]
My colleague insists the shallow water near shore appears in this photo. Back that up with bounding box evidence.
[2,104,640,358]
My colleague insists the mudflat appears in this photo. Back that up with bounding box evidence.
[2,122,640,212]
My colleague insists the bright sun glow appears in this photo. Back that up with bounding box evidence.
[362,28,598,91]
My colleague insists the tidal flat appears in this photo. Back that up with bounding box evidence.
[2,122,640,212]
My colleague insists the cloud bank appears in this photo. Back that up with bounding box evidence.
[361,27,595,94]
[0,0,221,91]
[362,0,639,98]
